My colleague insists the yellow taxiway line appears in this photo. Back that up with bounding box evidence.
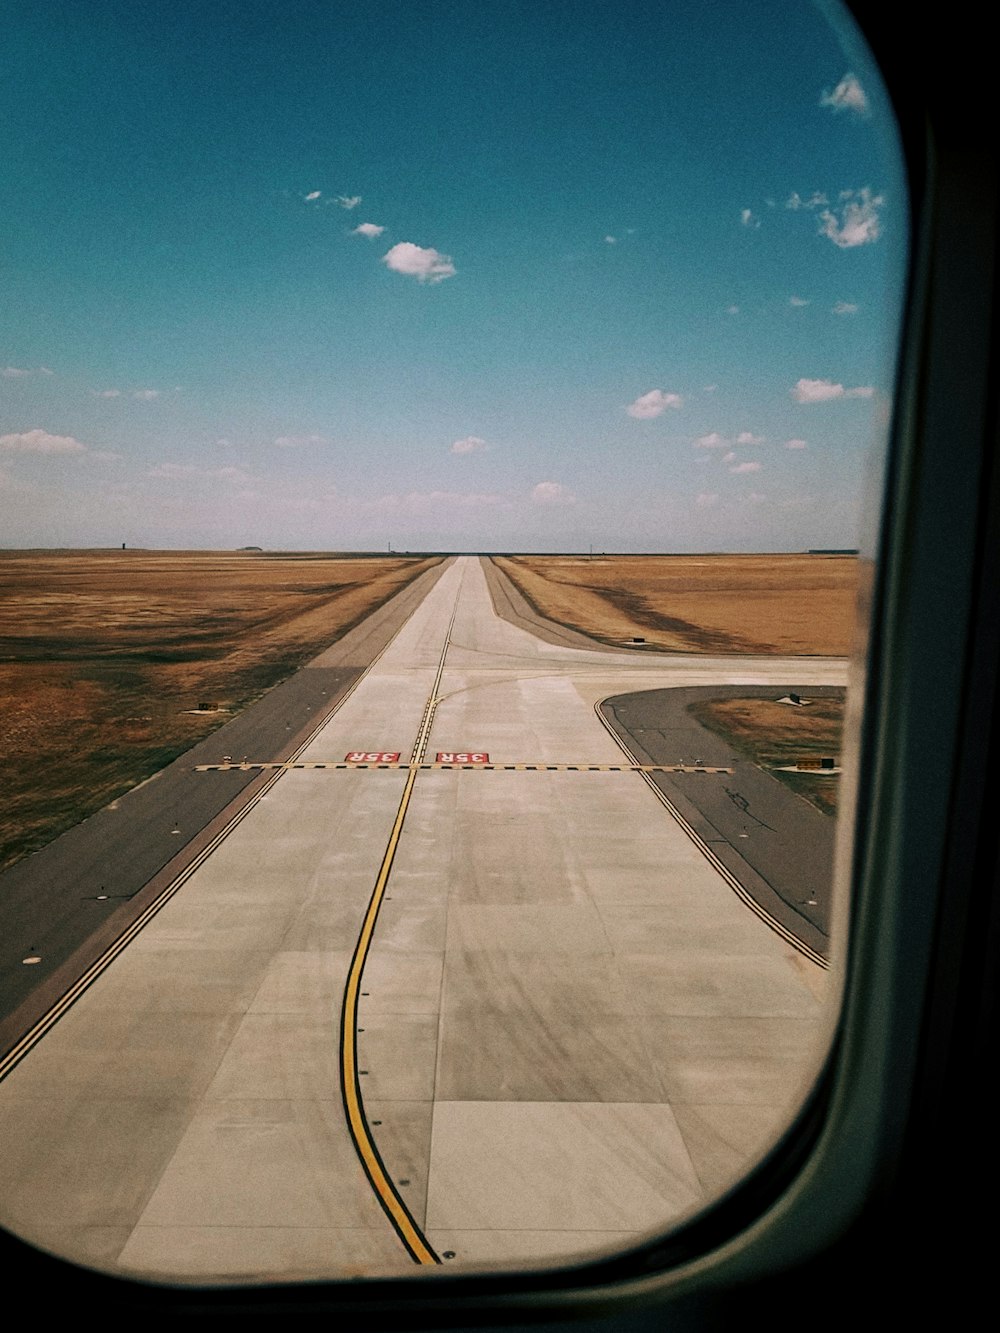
[337,597,459,1266]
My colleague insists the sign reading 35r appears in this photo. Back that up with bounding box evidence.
[345,752,401,763]
[436,752,490,764]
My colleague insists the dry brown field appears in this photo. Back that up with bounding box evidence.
[689,695,845,815]
[494,553,860,655]
[0,550,439,871]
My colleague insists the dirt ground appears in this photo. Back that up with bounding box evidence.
[494,553,861,656]
[690,694,845,815]
[0,550,439,870]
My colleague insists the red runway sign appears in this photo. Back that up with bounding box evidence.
[345,751,401,763]
[436,752,490,764]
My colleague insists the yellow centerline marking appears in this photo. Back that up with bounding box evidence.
[338,596,459,1266]
[339,764,433,1262]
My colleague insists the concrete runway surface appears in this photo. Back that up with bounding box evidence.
[0,555,848,1282]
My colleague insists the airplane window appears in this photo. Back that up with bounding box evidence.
[0,0,906,1284]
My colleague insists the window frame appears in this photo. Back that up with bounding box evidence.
[1,1,997,1322]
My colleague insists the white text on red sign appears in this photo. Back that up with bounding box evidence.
[436,752,490,764]
[345,752,401,763]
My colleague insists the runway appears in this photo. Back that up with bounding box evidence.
[0,555,848,1281]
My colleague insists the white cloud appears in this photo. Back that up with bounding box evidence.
[730,460,762,474]
[451,436,488,455]
[736,431,765,445]
[604,234,617,244]
[0,428,87,455]
[305,190,321,201]
[793,379,843,402]
[789,295,810,307]
[531,481,575,506]
[695,432,728,449]
[741,208,760,229]
[382,241,456,283]
[626,388,683,419]
[818,188,883,248]
[90,388,121,398]
[745,491,767,504]
[792,377,874,402]
[695,492,718,508]
[132,388,160,401]
[820,73,869,116]
[273,434,327,448]
[721,451,737,464]
[726,305,740,315]
[352,222,386,238]
[3,366,39,378]
[785,191,829,211]
[833,300,859,315]
[337,195,362,209]
[786,438,809,449]
[703,384,717,393]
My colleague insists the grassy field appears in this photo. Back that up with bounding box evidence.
[0,550,439,871]
[494,553,860,655]
[689,695,845,815]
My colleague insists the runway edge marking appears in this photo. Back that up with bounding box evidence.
[593,699,829,971]
[0,563,451,1084]
[337,586,462,1266]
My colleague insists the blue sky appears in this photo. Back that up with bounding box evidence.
[1,1,907,552]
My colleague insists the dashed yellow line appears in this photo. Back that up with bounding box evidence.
[196,761,733,774]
